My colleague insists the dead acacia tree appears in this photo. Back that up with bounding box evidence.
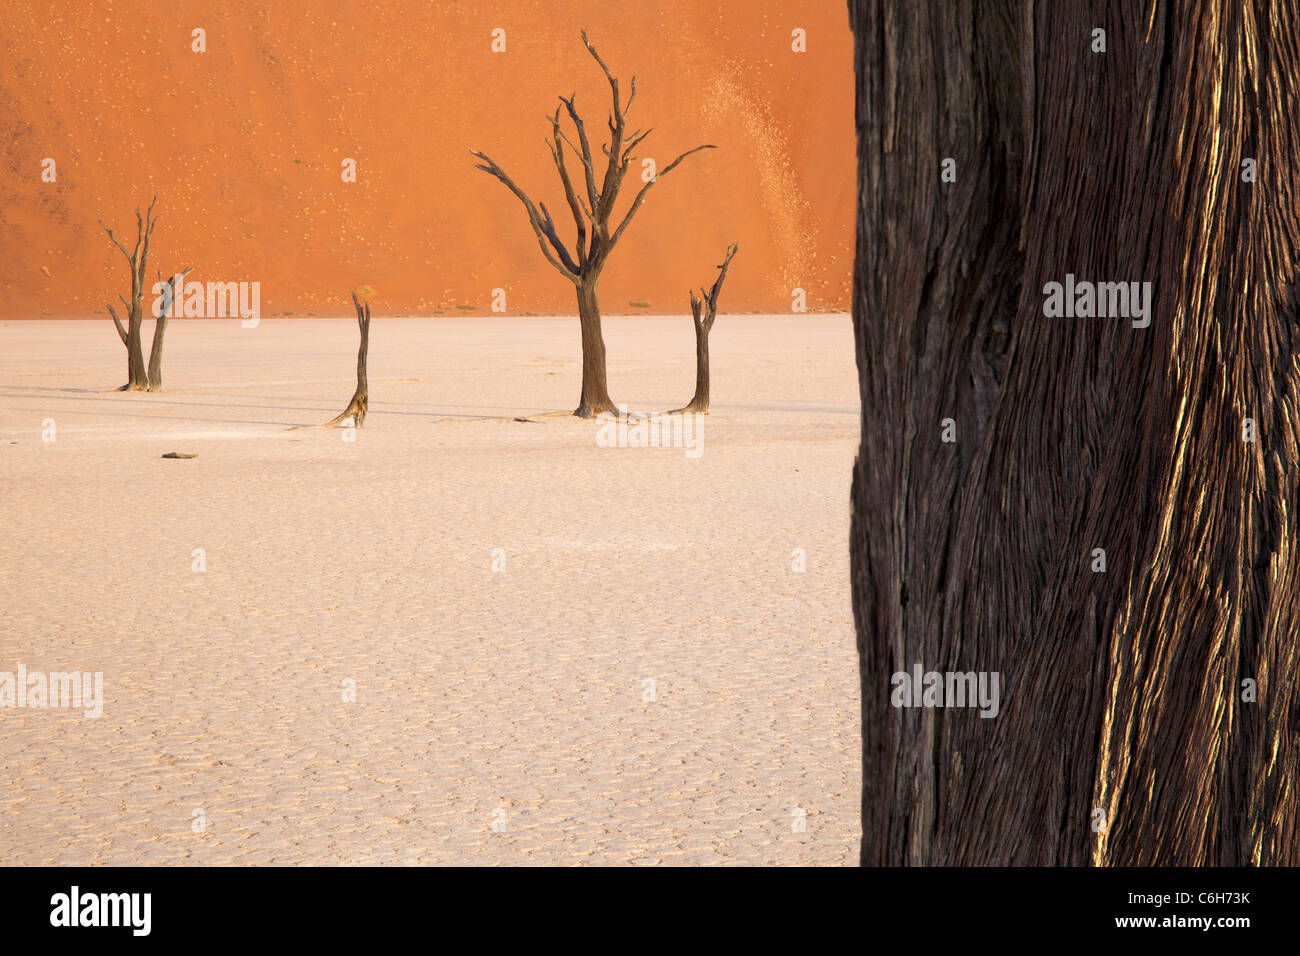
[672,243,737,414]
[320,291,371,428]
[100,197,188,392]
[471,30,714,417]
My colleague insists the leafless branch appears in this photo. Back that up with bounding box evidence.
[621,128,653,161]
[705,242,739,311]
[547,116,592,267]
[137,196,159,288]
[607,144,716,252]
[536,202,581,274]
[99,221,133,264]
[107,303,128,344]
[471,149,581,282]
[558,94,601,217]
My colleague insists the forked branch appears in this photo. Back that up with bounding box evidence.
[607,144,716,253]
[696,242,738,333]
[470,149,582,282]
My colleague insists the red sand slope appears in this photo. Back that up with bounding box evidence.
[0,1,854,319]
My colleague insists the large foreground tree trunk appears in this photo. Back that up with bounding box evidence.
[849,1,1300,865]
[575,280,616,418]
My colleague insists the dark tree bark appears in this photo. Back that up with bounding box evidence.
[321,291,371,428]
[673,243,737,414]
[848,2,1299,865]
[472,30,714,418]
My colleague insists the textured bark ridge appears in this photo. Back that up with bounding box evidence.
[848,2,1299,865]
[472,30,714,418]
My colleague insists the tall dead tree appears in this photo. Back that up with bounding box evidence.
[672,243,737,414]
[320,291,371,428]
[472,30,714,417]
[849,1,1299,865]
[101,197,188,392]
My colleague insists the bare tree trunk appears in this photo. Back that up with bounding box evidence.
[122,264,149,391]
[147,269,191,392]
[673,243,736,414]
[849,0,1300,866]
[125,310,147,390]
[321,291,371,428]
[145,314,165,391]
[682,316,710,413]
[575,280,616,418]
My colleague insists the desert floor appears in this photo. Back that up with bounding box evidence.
[0,315,860,865]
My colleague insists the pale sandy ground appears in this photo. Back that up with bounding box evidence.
[0,315,860,865]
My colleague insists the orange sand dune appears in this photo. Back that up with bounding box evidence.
[0,1,854,320]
